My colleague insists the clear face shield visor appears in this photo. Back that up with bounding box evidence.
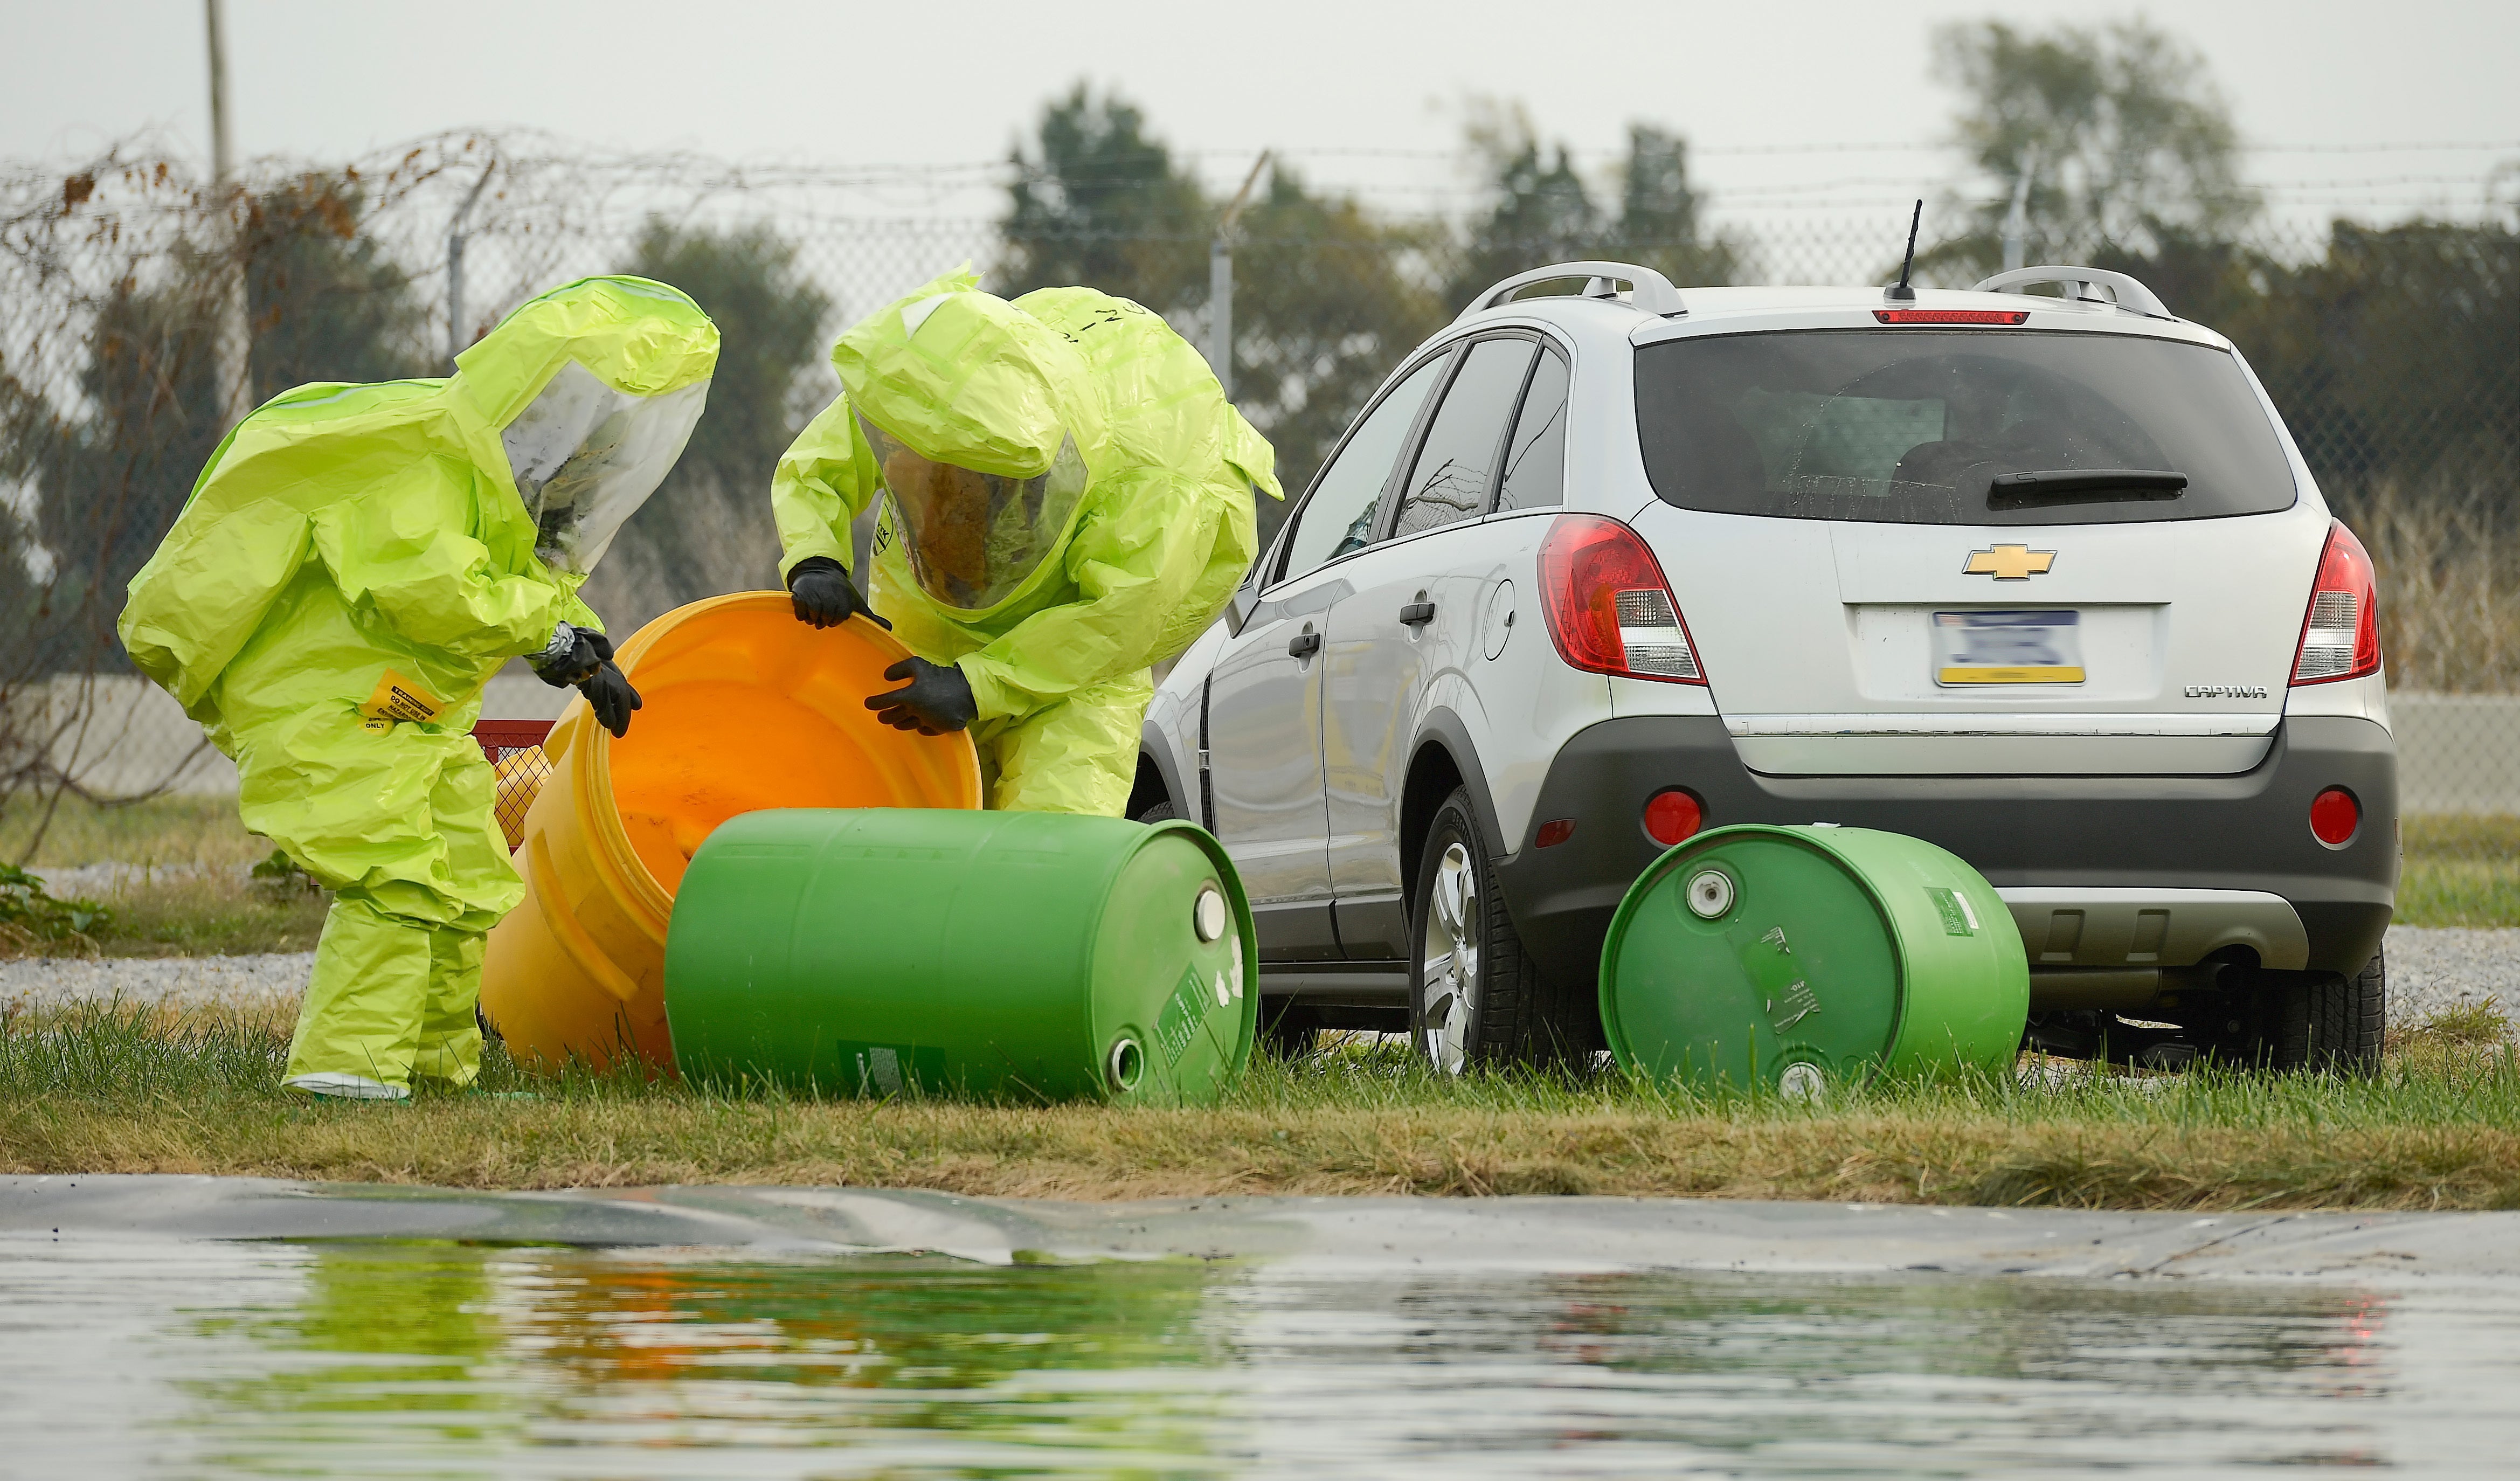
[856,412,1089,611]
[502,361,710,576]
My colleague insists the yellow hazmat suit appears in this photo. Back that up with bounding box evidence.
[119,276,718,1097]
[771,269,1281,814]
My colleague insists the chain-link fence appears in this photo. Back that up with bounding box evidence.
[3,132,2514,833]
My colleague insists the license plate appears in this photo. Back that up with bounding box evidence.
[1933,609,2085,685]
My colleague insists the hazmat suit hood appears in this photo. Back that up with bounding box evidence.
[455,275,719,576]
[770,278,1280,813]
[835,272,1106,611]
[121,274,718,739]
[833,269,1098,477]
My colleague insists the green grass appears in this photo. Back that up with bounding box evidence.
[2398,814,2520,928]
[3,1000,2517,1209]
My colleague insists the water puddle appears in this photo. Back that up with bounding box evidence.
[6,1234,2520,1475]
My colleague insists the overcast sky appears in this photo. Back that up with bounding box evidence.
[6,0,2515,227]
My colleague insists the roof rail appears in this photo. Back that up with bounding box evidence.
[1455,261,1685,324]
[1972,265,2173,321]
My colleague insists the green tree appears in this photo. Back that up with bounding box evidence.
[2225,219,2520,490]
[998,86,1208,307]
[586,220,833,629]
[16,269,226,672]
[0,438,47,670]
[1930,18,2256,275]
[1451,109,1736,309]
[1228,168,1446,541]
[1607,125,1740,289]
[241,178,430,395]
[1449,106,1601,308]
[6,174,430,673]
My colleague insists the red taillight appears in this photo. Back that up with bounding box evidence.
[1872,308,2031,325]
[2309,786,2360,846]
[1536,515,1705,684]
[1534,818,1576,848]
[2290,521,2382,685]
[1643,789,1703,846]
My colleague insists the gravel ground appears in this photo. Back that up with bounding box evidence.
[2383,927,2520,1030]
[3,928,2511,1034]
[0,952,313,1016]
[25,863,243,899]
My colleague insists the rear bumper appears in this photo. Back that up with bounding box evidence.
[1492,714,2397,980]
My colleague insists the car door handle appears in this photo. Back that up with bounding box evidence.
[1398,601,1437,627]
[1287,631,1321,659]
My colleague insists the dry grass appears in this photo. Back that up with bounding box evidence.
[0,793,267,870]
[0,794,327,958]
[2347,479,2520,693]
[90,873,329,958]
[6,1001,2519,1211]
[0,868,328,961]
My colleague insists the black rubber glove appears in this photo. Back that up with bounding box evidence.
[866,656,977,735]
[578,659,642,739]
[787,556,890,631]
[530,624,610,687]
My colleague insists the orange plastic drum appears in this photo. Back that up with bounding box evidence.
[478,592,981,1070]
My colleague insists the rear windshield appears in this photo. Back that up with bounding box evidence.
[1634,330,2296,525]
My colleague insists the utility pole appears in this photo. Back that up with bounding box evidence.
[446,160,496,365]
[1206,151,1270,403]
[204,0,253,430]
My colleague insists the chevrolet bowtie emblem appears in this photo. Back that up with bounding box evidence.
[1962,544,2057,580]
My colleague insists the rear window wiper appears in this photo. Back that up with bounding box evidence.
[1988,468,2188,501]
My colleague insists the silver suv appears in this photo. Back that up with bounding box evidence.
[1132,261,2395,1073]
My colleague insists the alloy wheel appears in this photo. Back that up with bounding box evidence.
[1418,840,1481,1073]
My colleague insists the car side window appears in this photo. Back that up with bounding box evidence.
[1494,348,1570,512]
[1390,338,1538,540]
[1277,355,1448,584]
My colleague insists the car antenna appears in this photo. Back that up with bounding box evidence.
[1885,199,1922,303]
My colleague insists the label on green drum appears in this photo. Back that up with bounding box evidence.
[1730,922,1823,1034]
[833,1040,949,1096]
[1768,977,1820,1032]
[1927,887,1979,936]
[1154,966,1221,1065]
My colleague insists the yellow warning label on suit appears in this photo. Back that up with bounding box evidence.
[358,669,446,728]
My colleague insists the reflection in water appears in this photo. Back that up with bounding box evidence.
[3,1235,2516,1477]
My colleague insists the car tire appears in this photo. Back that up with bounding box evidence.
[1409,786,1587,1071]
[2277,949,2387,1074]
[1136,800,1177,825]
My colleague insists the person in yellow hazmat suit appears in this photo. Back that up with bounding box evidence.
[771,268,1281,814]
[118,276,718,1101]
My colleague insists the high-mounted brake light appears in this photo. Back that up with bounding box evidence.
[1873,309,2031,325]
[2290,521,2382,685]
[1536,515,1705,684]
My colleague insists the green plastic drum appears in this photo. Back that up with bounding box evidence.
[1598,825,2027,1092]
[664,809,1258,1104]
